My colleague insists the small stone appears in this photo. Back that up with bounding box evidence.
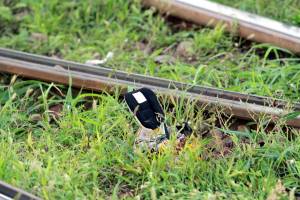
[154,55,176,64]
[30,114,42,122]
[30,33,48,42]
[15,10,29,21]
[136,42,147,51]
[175,41,194,58]
[208,129,225,149]
[224,138,234,148]
[237,125,249,132]
[136,42,152,55]
[210,129,225,139]
[49,104,63,119]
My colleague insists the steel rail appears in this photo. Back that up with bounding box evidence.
[0,48,300,127]
[143,0,300,54]
[0,48,298,109]
[0,181,41,200]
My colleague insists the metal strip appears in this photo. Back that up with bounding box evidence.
[1,48,298,110]
[0,181,41,200]
[143,0,300,54]
[0,49,299,127]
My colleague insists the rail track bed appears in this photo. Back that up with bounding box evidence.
[0,48,299,128]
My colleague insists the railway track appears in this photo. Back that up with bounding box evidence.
[143,0,300,54]
[0,181,40,200]
[0,48,300,127]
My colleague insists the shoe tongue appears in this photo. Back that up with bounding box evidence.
[125,87,165,130]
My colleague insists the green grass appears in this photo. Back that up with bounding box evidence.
[1,76,300,199]
[1,0,300,199]
[1,0,300,101]
[212,0,300,26]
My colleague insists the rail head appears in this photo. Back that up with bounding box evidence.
[0,48,300,127]
[1,47,299,110]
[143,0,300,54]
[0,181,41,200]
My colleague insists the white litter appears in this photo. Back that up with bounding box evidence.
[85,51,114,65]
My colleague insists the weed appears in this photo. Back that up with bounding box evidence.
[1,0,300,199]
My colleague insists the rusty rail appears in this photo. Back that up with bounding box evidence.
[0,181,41,200]
[143,0,300,54]
[0,48,299,127]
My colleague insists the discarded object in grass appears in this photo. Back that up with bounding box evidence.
[125,87,192,152]
[85,51,114,65]
[0,180,41,200]
[143,0,300,54]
